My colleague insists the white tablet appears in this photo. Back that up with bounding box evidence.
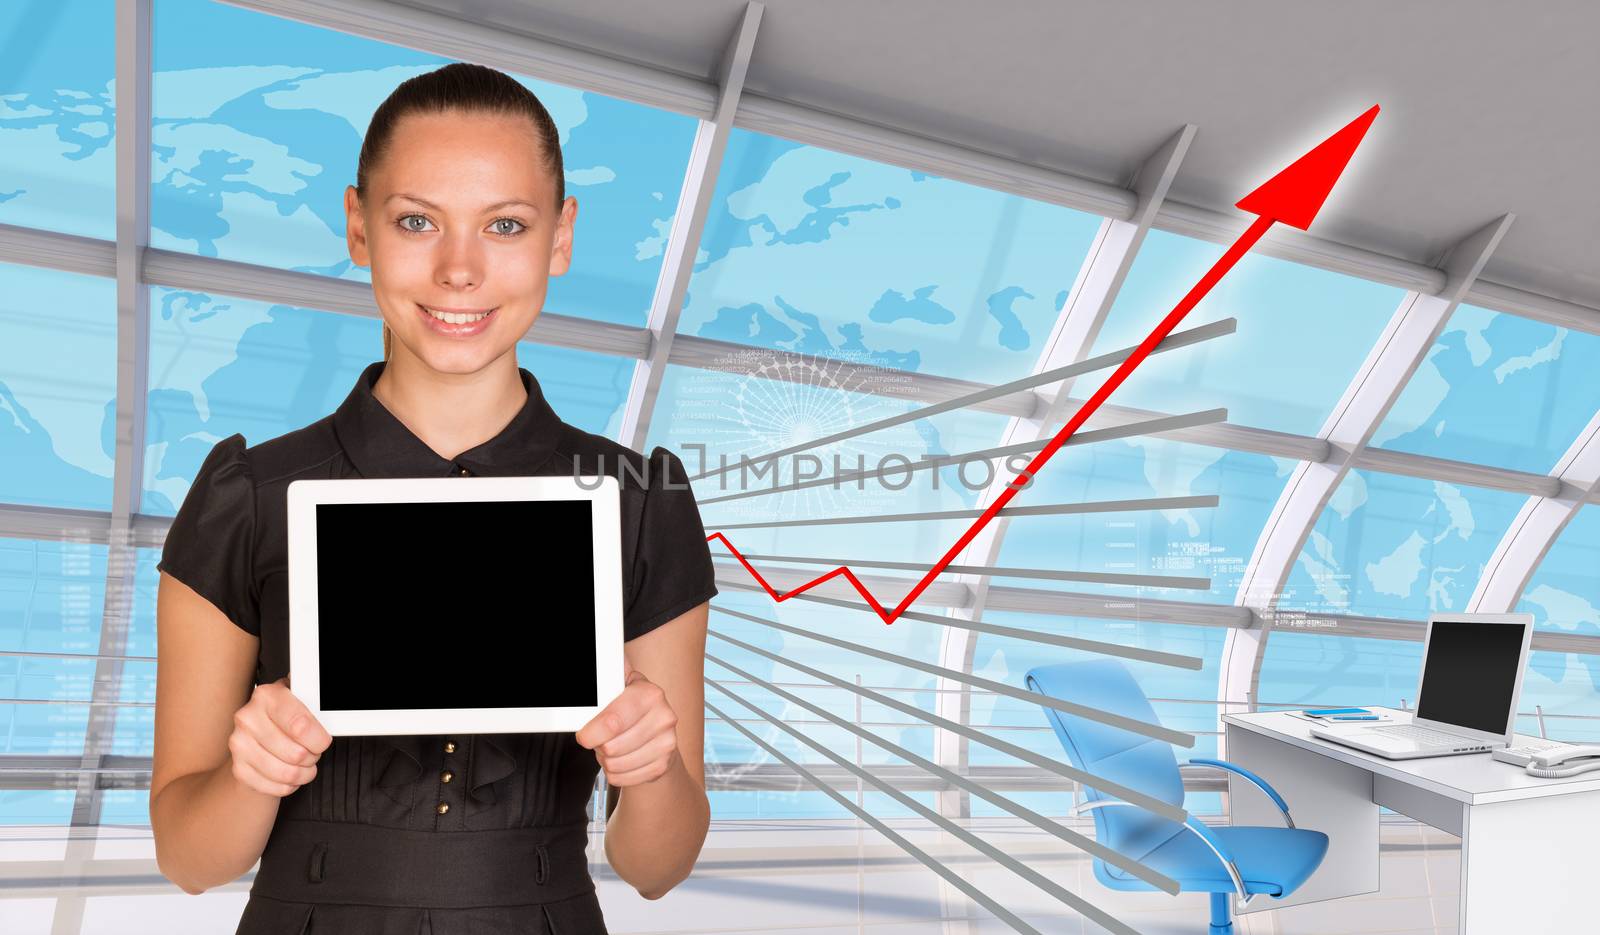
[285,474,623,736]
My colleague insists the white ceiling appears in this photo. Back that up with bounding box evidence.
[410,0,1600,310]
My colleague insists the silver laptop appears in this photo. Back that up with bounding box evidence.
[1311,612,1533,760]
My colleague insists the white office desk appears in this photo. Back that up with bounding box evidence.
[1222,707,1600,933]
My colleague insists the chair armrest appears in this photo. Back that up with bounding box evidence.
[1071,799,1252,904]
[1186,757,1295,829]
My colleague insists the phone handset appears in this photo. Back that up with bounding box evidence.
[1526,744,1600,778]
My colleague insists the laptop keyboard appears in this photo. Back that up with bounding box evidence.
[1372,724,1474,746]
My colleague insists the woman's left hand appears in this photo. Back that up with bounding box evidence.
[575,656,681,787]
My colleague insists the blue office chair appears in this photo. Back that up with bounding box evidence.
[1026,658,1328,934]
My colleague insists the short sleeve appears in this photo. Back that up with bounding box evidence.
[623,447,718,641]
[156,433,261,637]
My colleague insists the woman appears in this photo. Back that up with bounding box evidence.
[149,62,717,934]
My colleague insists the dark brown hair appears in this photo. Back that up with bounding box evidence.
[354,62,565,361]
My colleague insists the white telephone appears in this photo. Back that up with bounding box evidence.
[1526,744,1600,778]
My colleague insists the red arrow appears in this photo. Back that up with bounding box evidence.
[708,104,1381,624]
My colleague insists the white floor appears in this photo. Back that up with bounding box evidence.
[0,815,1460,934]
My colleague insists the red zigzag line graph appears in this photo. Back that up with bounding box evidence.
[706,105,1382,625]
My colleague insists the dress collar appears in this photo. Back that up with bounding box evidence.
[331,360,564,478]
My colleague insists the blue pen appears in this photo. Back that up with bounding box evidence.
[1329,715,1379,721]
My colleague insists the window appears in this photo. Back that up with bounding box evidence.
[0,263,117,512]
[1276,470,1524,619]
[677,128,1105,386]
[0,535,108,819]
[1373,305,1600,474]
[517,342,632,439]
[1514,507,1600,741]
[1258,632,1422,711]
[0,0,115,240]
[143,286,381,515]
[1086,228,1404,435]
[991,438,1292,604]
[106,550,159,766]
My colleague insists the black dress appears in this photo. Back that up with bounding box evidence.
[156,360,718,934]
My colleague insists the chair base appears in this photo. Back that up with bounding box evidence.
[1209,891,1232,934]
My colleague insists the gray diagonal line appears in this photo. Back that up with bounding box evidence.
[708,604,1195,747]
[0,699,153,708]
[699,408,1227,505]
[705,655,1179,893]
[703,697,1050,934]
[732,552,1211,590]
[703,693,1135,935]
[706,494,1219,530]
[690,318,1236,481]
[706,626,1187,823]
[0,650,157,663]
[711,590,1206,670]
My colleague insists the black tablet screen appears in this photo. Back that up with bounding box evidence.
[314,499,598,710]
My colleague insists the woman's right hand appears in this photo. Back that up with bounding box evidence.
[227,676,333,797]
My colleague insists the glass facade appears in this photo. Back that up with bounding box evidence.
[1086,228,1404,435]
[0,0,116,240]
[680,128,1105,386]
[0,537,107,826]
[1276,470,1526,619]
[1374,305,1600,474]
[2,0,1598,840]
[0,264,118,512]
[1515,506,1600,741]
[990,438,1292,604]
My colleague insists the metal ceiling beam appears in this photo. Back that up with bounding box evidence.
[1217,215,1515,752]
[0,505,118,544]
[617,2,762,449]
[1349,445,1561,498]
[140,247,655,359]
[203,1,1600,332]
[981,586,1253,629]
[0,223,113,278]
[1467,411,1600,613]
[5,221,1595,438]
[48,4,153,934]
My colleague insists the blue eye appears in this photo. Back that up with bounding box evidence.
[396,214,433,233]
[394,214,526,237]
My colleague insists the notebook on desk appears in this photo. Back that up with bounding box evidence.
[1309,612,1533,760]
[1286,709,1395,725]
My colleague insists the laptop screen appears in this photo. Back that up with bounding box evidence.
[1415,619,1526,735]
[314,498,598,712]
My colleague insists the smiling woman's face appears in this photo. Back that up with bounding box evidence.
[344,108,576,375]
